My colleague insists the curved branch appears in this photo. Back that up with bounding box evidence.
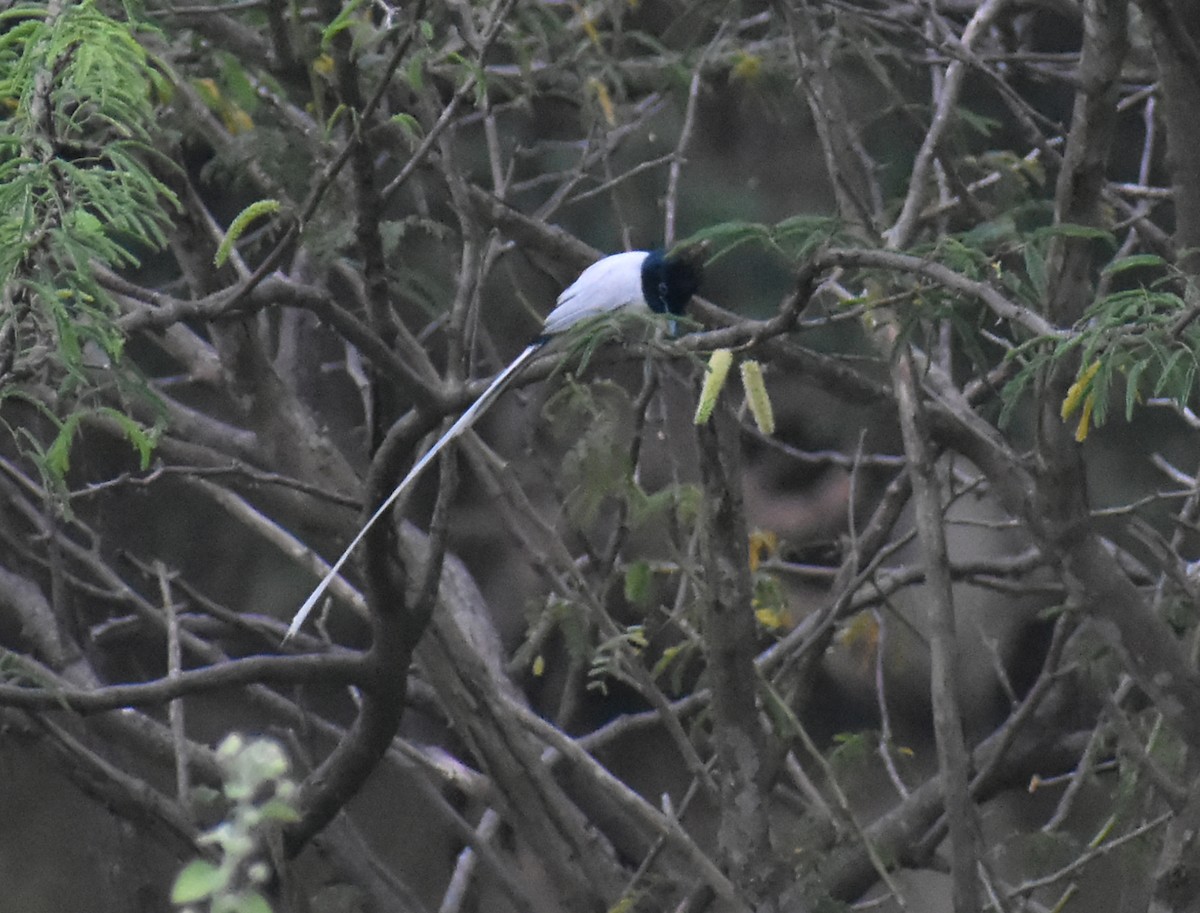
[283,395,443,853]
[0,652,363,713]
[817,247,1063,338]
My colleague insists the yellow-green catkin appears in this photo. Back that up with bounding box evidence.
[741,359,775,434]
[694,349,733,425]
[1061,359,1101,442]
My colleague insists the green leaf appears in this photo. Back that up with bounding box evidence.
[756,672,801,740]
[216,53,258,114]
[321,0,366,47]
[673,484,703,526]
[627,484,678,531]
[171,860,226,903]
[550,597,590,664]
[1125,358,1147,421]
[390,112,423,145]
[772,214,843,258]
[1103,254,1168,276]
[961,217,1016,249]
[231,892,273,913]
[214,199,281,268]
[1034,223,1116,246]
[958,105,1000,137]
[323,102,349,136]
[1091,358,1112,425]
[1155,349,1187,397]
[830,729,871,765]
[97,407,157,469]
[1023,243,1046,298]
[650,642,686,682]
[46,413,83,478]
[677,220,771,264]
[406,50,426,91]
[258,799,301,823]
[0,6,49,24]
[998,355,1040,429]
[623,561,652,606]
[1179,357,1198,411]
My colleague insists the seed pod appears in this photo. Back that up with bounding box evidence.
[694,349,733,425]
[740,359,775,435]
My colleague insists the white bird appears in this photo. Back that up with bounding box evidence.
[286,244,706,639]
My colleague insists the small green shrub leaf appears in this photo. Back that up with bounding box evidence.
[214,199,281,268]
[171,860,226,903]
[623,561,652,606]
[232,891,273,913]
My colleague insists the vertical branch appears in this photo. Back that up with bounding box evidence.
[884,0,1012,249]
[159,562,190,810]
[695,403,778,909]
[1139,0,1200,274]
[862,5,1011,899]
[663,32,716,248]
[1044,0,1129,326]
[779,0,881,233]
[1139,6,1200,886]
[317,0,400,441]
[892,351,980,913]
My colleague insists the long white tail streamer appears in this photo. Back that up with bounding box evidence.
[285,343,540,640]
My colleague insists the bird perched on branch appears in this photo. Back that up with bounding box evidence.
[287,243,707,639]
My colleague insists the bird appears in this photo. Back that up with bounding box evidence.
[286,243,706,639]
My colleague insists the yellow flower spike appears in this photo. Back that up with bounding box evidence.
[312,53,335,78]
[575,3,601,46]
[1075,394,1095,442]
[192,77,253,134]
[223,107,254,135]
[1061,359,1102,442]
[694,349,733,425]
[748,529,778,573]
[194,77,221,107]
[1061,359,1101,420]
[587,77,616,126]
[731,52,762,83]
[755,606,786,630]
[740,359,775,435]
[837,611,881,674]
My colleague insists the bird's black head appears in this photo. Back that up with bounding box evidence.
[641,242,707,316]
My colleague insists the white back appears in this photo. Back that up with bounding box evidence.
[540,251,649,335]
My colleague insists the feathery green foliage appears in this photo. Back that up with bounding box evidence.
[0,0,177,485]
[1003,260,1200,438]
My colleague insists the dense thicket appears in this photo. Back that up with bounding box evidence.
[3,2,1200,912]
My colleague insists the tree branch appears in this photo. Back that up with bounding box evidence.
[695,403,779,908]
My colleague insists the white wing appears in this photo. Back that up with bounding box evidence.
[541,251,649,336]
